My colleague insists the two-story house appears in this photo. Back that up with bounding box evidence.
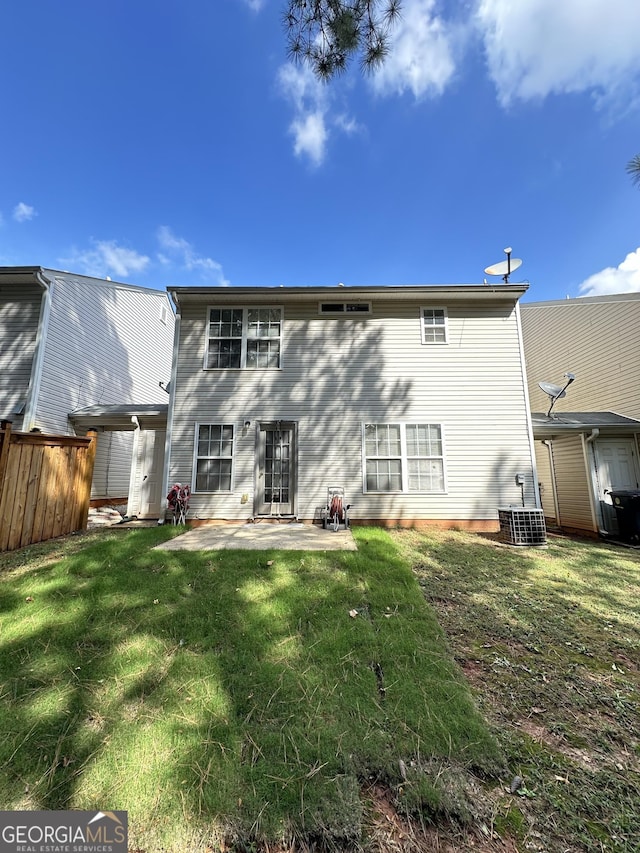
[164,284,539,529]
[521,292,640,536]
[0,267,174,516]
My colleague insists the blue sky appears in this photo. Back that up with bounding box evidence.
[1,0,639,302]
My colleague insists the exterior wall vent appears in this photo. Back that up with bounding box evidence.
[319,302,371,315]
[498,507,547,546]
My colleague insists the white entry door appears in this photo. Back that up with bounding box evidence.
[595,438,639,532]
[139,430,167,518]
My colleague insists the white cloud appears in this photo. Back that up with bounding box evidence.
[240,0,264,10]
[277,63,363,165]
[62,240,150,279]
[578,248,640,296]
[290,111,328,167]
[370,0,457,99]
[13,202,37,223]
[157,226,230,286]
[475,0,640,106]
[278,63,330,167]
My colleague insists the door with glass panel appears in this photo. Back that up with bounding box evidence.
[256,422,296,516]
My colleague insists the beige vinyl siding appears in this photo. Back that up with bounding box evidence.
[0,284,42,428]
[534,441,556,521]
[522,294,640,418]
[170,297,535,523]
[548,435,595,531]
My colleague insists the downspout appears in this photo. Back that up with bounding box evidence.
[583,429,601,534]
[23,269,54,431]
[514,301,541,507]
[127,415,141,518]
[541,440,560,525]
[160,291,181,524]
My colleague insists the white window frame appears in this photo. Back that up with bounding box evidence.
[193,423,235,493]
[362,422,447,494]
[318,301,372,315]
[420,307,448,344]
[204,306,283,369]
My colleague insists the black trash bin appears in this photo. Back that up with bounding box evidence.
[608,490,640,543]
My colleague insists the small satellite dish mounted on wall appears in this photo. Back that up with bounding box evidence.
[538,372,576,417]
[484,247,522,283]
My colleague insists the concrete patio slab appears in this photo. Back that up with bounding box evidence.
[153,523,358,551]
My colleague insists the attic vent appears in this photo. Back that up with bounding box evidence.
[319,302,371,315]
[160,304,168,324]
[498,507,547,546]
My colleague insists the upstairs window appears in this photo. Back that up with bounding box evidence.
[206,307,282,369]
[421,307,448,344]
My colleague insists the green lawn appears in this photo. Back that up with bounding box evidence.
[0,527,502,852]
[395,528,640,853]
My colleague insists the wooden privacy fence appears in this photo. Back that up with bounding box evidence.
[0,421,97,552]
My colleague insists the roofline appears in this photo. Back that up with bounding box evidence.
[169,283,528,306]
[522,291,640,308]
[0,265,45,275]
[531,412,640,437]
[0,266,170,300]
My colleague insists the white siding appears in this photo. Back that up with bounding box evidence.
[92,431,134,498]
[0,284,42,428]
[25,272,175,499]
[522,294,640,418]
[169,295,536,525]
[35,273,174,435]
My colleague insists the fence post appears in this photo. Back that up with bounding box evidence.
[77,430,98,531]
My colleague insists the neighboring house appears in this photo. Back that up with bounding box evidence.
[521,293,640,536]
[0,267,174,516]
[164,284,539,529]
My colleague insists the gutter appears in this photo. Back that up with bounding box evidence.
[22,269,54,431]
[166,283,528,304]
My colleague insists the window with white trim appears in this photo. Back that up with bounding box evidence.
[364,423,445,493]
[194,424,234,491]
[206,307,282,369]
[420,307,448,344]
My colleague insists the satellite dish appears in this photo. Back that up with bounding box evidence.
[484,246,522,282]
[538,372,576,417]
[538,381,566,400]
[484,258,523,277]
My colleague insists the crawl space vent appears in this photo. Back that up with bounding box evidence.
[498,507,547,546]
